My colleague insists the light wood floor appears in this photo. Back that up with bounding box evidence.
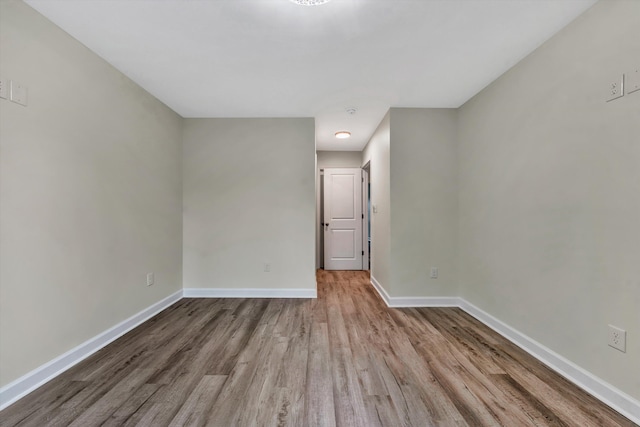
[1,270,635,426]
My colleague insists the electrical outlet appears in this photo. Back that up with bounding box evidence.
[0,79,8,99]
[264,263,271,272]
[608,325,626,352]
[430,267,438,279]
[146,272,154,287]
[626,68,640,94]
[605,74,624,102]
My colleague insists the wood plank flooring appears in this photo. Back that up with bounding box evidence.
[1,270,636,426]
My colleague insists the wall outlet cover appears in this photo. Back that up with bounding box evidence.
[605,74,624,102]
[626,68,640,94]
[0,79,8,99]
[10,80,28,106]
[608,325,626,352]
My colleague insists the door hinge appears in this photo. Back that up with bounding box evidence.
[362,214,364,219]
[362,251,364,256]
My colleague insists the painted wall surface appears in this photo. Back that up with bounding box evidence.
[458,0,640,400]
[183,118,316,291]
[390,108,458,297]
[316,151,363,268]
[317,151,363,169]
[362,112,391,293]
[0,0,183,388]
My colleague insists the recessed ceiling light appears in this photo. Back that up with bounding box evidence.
[289,0,331,5]
[335,131,351,139]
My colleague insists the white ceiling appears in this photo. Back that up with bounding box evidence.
[24,0,597,151]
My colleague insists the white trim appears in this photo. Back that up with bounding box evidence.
[0,290,183,411]
[362,168,369,271]
[387,296,460,308]
[368,279,639,423]
[370,275,391,306]
[458,300,640,425]
[368,279,640,424]
[369,276,459,308]
[183,288,317,299]
[3,284,638,424]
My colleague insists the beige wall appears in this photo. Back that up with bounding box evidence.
[183,118,316,291]
[362,112,392,293]
[2,0,638,408]
[316,151,363,268]
[0,0,183,388]
[390,108,458,297]
[317,151,363,169]
[458,0,640,400]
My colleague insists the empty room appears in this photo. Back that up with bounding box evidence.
[1,0,638,425]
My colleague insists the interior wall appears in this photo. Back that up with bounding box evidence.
[316,151,363,269]
[458,0,640,400]
[0,0,183,388]
[361,111,392,294]
[390,108,458,297]
[183,118,316,291]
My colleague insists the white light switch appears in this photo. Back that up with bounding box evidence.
[626,68,640,94]
[10,81,28,106]
[0,79,8,99]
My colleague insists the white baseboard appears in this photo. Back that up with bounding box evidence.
[0,286,316,410]
[4,282,638,424]
[369,276,459,308]
[183,288,317,299]
[388,296,460,308]
[0,290,183,411]
[368,277,640,424]
[370,275,391,305]
[458,300,640,425]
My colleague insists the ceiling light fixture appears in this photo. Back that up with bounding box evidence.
[289,0,331,5]
[335,131,351,139]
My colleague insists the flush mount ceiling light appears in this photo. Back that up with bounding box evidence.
[335,131,351,139]
[289,0,331,5]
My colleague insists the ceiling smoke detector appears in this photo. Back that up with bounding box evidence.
[346,108,357,115]
[289,0,331,5]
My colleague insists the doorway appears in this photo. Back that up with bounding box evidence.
[319,166,370,271]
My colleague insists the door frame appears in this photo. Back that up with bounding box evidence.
[318,166,369,270]
[362,165,369,271]
[362,161,373,271]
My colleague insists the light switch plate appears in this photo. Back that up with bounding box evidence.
[11,80,27,107]
[10,81,28,106]
[605,74,624,102]
[626,68,640,94]
[0,79,8,99]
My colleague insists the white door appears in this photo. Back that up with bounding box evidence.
[323,168,363,270]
